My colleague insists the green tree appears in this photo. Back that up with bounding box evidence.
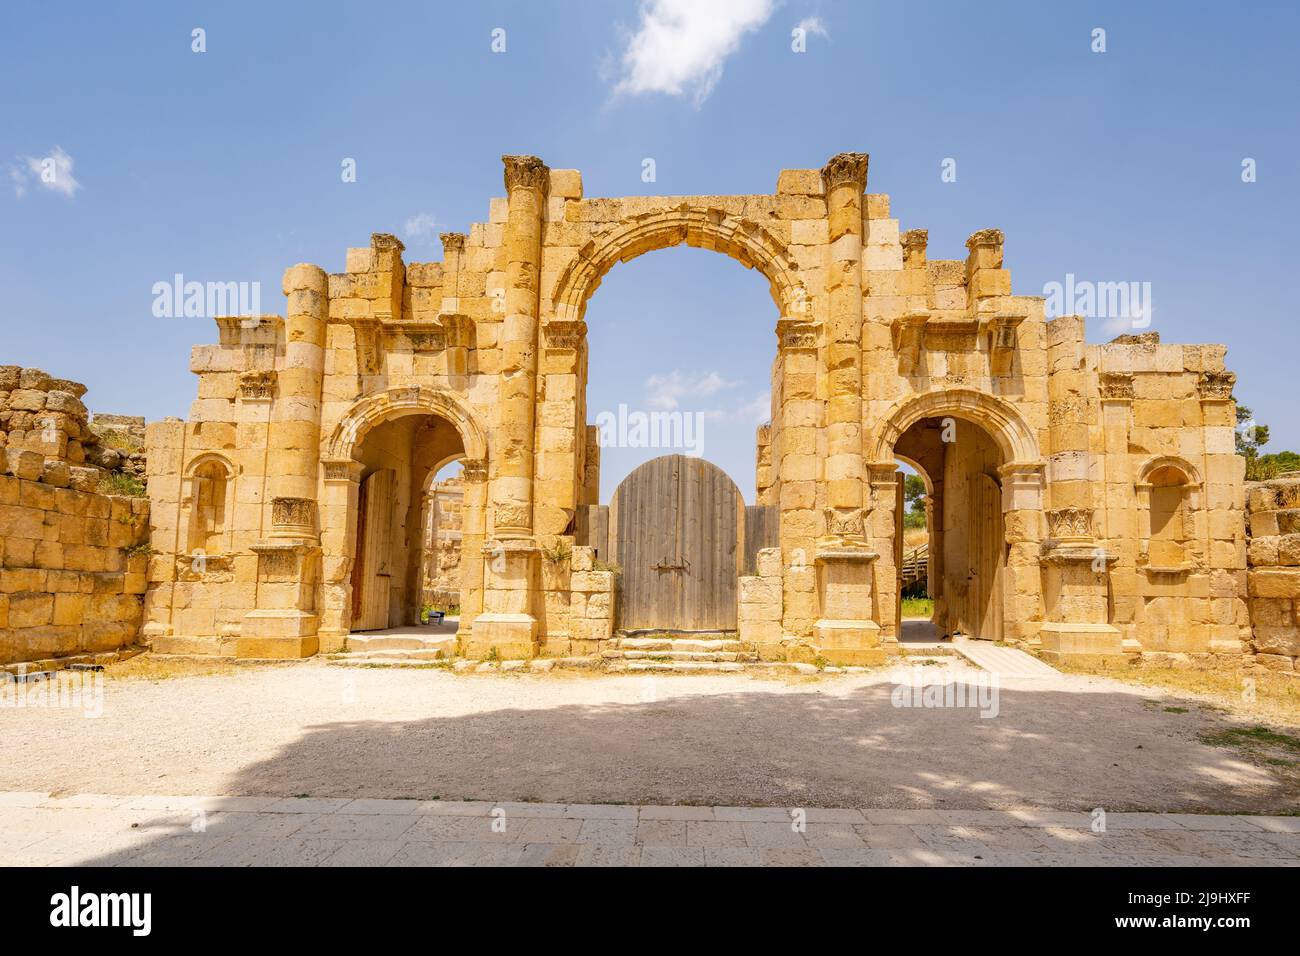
[1235,400,1299,480]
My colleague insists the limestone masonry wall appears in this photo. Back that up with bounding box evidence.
[1245,472,1300,672]
[0,368,150,667]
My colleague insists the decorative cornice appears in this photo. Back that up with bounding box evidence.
[502,154,550,194]
[820,152,869,192]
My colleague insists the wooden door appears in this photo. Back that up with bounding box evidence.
[611,455,741,632]
[969,473,1004,641]
[351,468,395,631]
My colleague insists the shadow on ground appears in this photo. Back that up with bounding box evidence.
[148,680,1300,812]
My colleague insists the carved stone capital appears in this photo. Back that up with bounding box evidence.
[965,228,1005,252]
[824,507,865,539]
[820,152,869,192]
[238,369,276,400]
[543,319,587,351]
[900,229,928,268]
[1046,507,1093,542]
[271,496,316,538]
[371,232,405,255]
[502,154,550,194]
[1099,372,1135,401]
[460,458,488,483]
[322,459,364,483]
[776,317,819,352]
[1197,370,1236,401]
[440,232,465,255]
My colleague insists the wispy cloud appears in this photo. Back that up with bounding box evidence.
[645,369,740,410]
[403,212,442,245]
[795,16,830,41]
[10,145,80,198]
[613,0,777,108]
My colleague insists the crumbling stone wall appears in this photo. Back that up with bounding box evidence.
[0,368,150,667]
[1245,472,1300,673]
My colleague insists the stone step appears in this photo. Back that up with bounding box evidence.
[614,637,746,653]
[623,660,746,673]
[616,650,756,662]
[345,634,456,653]
[327,655,452,668]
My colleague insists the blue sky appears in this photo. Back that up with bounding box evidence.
[3,1,1297,502]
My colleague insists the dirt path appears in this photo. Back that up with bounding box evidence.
[3,661,1296,813]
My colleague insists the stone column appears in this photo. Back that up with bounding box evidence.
[469,155,549,659]
[455,458,489,646]
[820,152,869,534]
[771,317,820,654]
[493,154,548,538]
[810,153,881,663]
[1098,373,1140,650]
[317,458,364,652]
[238,264,328,658]
[1039,315,1120,661]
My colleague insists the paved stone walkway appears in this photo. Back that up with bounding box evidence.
[2,791,1297,866]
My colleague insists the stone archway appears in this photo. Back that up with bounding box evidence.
[869,388,1044,641]
[548,205,809,323]
[317,386,490,650]
[868,387,1041,466]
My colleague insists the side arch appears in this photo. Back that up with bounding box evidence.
[324,385,489,465]
[868,388,1041,465]
[548,205,808,323]
[1137,454,1203,487]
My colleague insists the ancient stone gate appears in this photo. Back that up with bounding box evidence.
[138,152,1269,669]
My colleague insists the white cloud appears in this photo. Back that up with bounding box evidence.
[404,212,442,243]
[735,390,771,425]
[11,145,80,198]
[614,0,777,108]
[795,16,829,40]
[645,369,740,410]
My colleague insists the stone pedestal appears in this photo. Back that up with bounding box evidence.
[466,539,540,659]
[1039,524,1122,663]
[812,546,883,665]
[238,540,321,659]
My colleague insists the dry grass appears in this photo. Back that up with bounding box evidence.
[107,654,242,681]
[1054,657,1300,727]
[902,528,928,549]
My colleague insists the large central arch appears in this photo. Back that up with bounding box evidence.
[548,204,808,323]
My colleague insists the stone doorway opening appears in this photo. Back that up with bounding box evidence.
[892,415,1008,641]
[349,413,465,632]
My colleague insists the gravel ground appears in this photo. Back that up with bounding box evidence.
[3,660,1296,813]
